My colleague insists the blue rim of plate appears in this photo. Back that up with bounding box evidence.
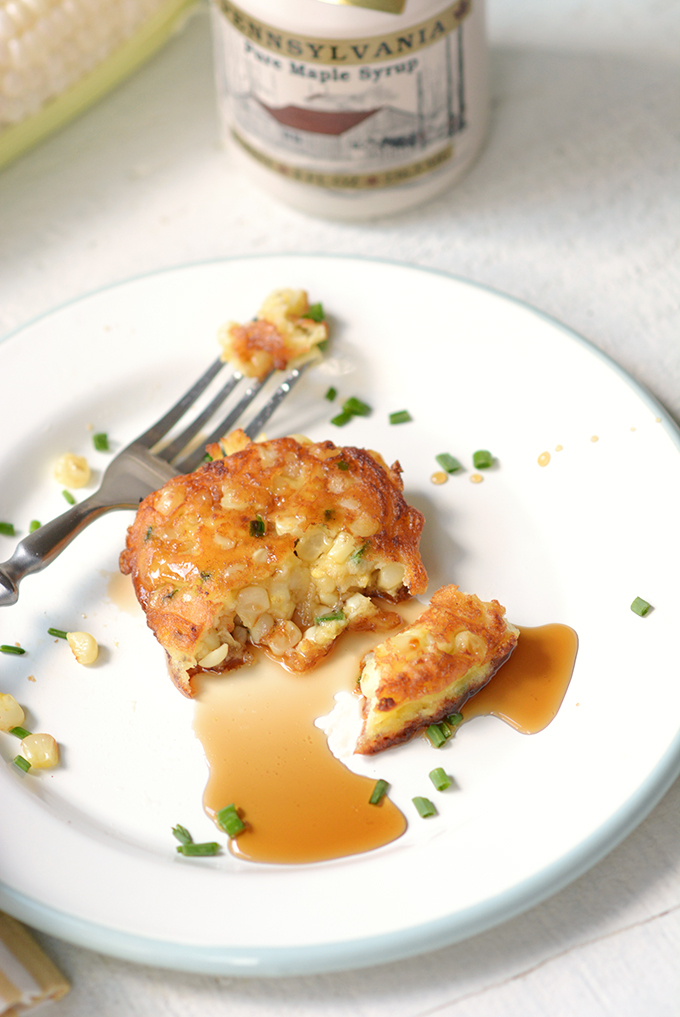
[1,253,679,976]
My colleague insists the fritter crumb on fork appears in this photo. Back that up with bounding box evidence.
[218,289,328,381]
[120,430,427,696]
[356,585,520,754]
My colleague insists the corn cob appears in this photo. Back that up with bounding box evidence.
[0,0,197,170]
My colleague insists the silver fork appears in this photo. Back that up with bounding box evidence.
[0,358,312,607]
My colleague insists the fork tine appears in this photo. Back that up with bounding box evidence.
[173,372,273,474]
[154,371,242,462]
[134,357,228,449]
[243,362,312,439]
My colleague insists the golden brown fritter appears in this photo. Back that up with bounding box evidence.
[120,431,427,696]
[355,585,519,754]
[218,289,328,381]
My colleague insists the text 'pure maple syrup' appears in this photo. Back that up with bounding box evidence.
[193,611,577,865]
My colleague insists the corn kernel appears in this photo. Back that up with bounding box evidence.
[53,452,90,488]
[20,732,59,769]
[67,630,99,665]
[0,693,25,731]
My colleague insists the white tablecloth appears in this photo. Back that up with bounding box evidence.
[1,1,678,1013]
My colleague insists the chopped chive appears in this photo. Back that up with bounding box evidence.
[317,339,329,352]
[412,796,437,818]
[315,611,345,624]
[0,644,25,655]
[435,453,462,474]
[306,302,324,322]
[172,824,193,846]
[631,597,652,617]
[337,460,350,471]
[29,520,41,532]
[349,541,370,565]
[330,410,353,427]
[369,779,389,805]
[0,522,15,536]
[176,842,221,856]
[325,386,337,402]
[324,508,334,520]
[249,515,265,537]
[429,767,452,791]
[203,452,213,462]
[342,396,372,417]
[199,571,212,582]
[48,628,68,640]
[389,410,412,425]
[10,726,31,739]
[13,755,31,773]
[144,525,153,541]
[472,449,493,469]
[425,723,450,748]
[62,490,76,505]
[92,432,109,451]
[216,803,246,838]
[446,712,463,730]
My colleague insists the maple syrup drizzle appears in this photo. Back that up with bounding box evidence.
[193,625,407,866]
[461,624,578,732]
[193,612,578,865]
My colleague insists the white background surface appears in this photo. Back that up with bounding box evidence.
[1,0,678,1014]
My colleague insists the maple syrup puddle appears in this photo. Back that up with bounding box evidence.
[193,612,577,866]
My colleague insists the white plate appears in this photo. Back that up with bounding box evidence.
[0,255,679,977]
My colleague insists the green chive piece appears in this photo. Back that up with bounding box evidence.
[389,410,412,425]
[199,571,211,582]
[330,410,353,427]
[472,449,494,469]
[446,712,463,730]
[172,824,193,846]
[425,723,450,748]
[413,796,437,818]
[369,779,389,805]
[48,628,68,640]
[0,644,25,655]
[144,525,153,541]
[435,453,462,474]
[631,597,652,617]
[337,460,350,471]
[349,541,370,565]
[0,522,15,536]
[176,842,221,856]
[203,452,213,462]
[62,490,76,505]
[307,302,324,322]
[13,755,31,773]
[429,767,452,792]
[317,339,329,352]
[315,611,345,624]
[249,515,265,537]
[10,726,31,739]
[216,803,246,838]
[342,396,371,417]
[325,386,337,402]
[92,432,109,451]
[29,520,41,532]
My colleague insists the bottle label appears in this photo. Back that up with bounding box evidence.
[213,0,480,190]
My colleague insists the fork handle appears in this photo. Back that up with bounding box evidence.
[0,495,118,607]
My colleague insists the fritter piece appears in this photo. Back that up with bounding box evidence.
[218,289,328,380]
[355,585,519,754]
[120,431,427,696]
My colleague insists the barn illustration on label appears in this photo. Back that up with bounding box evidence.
[223,24,468,170]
